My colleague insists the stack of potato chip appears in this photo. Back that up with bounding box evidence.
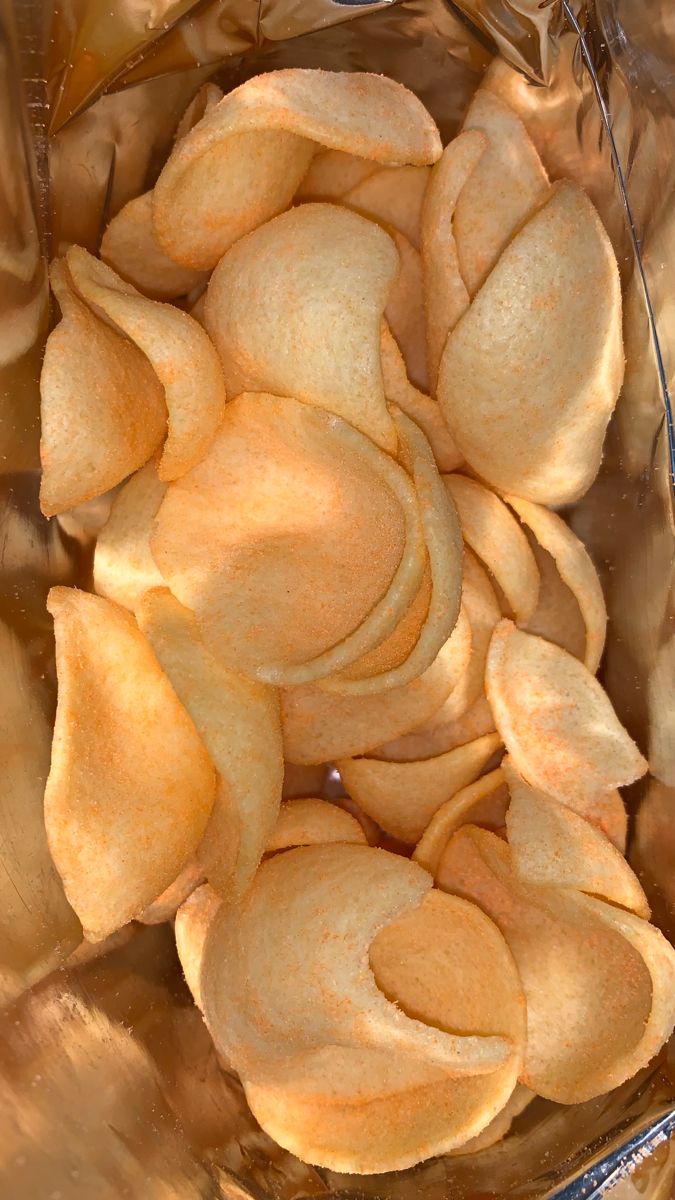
[38,66,675,1174]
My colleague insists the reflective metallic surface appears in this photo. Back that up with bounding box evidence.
[0,0,674,1195]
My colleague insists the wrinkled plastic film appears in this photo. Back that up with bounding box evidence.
[0,1,674,1196]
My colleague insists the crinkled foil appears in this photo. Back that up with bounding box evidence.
[0,1,674,1197]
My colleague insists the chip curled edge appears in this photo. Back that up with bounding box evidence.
[39,259,166,517]
[44,587,215,941]
[153,69,442,271]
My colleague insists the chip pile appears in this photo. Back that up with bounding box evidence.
[38,64,675,1174]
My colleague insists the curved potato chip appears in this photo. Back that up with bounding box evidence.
[414,768,509,875]
[175,883,222,1011]
[381,322,462,472]
[337,732,502,844]
[455,90,549,297]
[93,460,166,611]
[374,694,497,762]
[101,84,222,299]
[152,393,425,685]
[139,859,205,925]
[282,631,477,765]
[438,181,624,506]
[503,762,649,917]
[522,532,587,663]
[437,826,675,1103]
[385,231,428,390]
[265,798,367,854]
[421,129,486,390]
[330,564,433,684]
[66,246,226,482]
[202,844,511,1078]
[444,474,539,623]
[153,69,441,269]
[205,203,398,453]
[486,621,648,805]
[326,410,463,694]
[40,260,166,516]
[44,587,214,940]
[506,495,607,672]
[449,1084,534,1156]
[101,191,208,301]
[344,165,430,248]
[297,148,378,199]
[137,587,283,900]
[648,633,675,787]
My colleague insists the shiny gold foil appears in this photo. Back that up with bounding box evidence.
[1,0,674,1195]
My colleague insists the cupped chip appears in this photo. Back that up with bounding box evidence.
[44,587,215,941]
[65,246,227,482]
[455,89,549,298]
[325,409,463,694]
[414,768,510,876]
[503,761,649,917]
[421,129,486,390]
[506,495,607,672]
[204,203,399,453]
[437,826,675,1104]
[381,322,462,472]
[152,393,425,685]
[138,859,205,925]
[152,69,441,270]
[486,621,648,805]
[444,474,539,624]
[281,618,471,767]
[521,532,587,663]
[39,260,166,517]
[375,693,497,763]
[438,181,624,506]
[296,147,379,199]
[337,731,502,844]
[265,798,367,854]
[93,459,166,612]
[137,588,283,901]
[343,164,430,250]
[201,845,523,1173]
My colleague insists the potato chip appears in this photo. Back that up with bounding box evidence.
[139,859,205,925]
[414,768,509,875]
[100,84,223,300]
[449,1084,533,1156]
[437,826,675,1103]
[153,69,442,269]
[337,732,502,844]
[444,475,539,624]
[281,634,469,766]
[201,844,512,1077]
[101,191,208,301]
[297,148,379,199]
[455,90,549,297]
[137,587,283,900]
[374,694,497,763]
[330,564,433,685]
[152,393,425,685]
[522,532,587,663]
[438,181,624,506]
[326,410,463,694]
[175,883,222,1011]
[65,246,226,482]
[344,165,430,248]
[506,495,607,672]
[205,203,398,453]
[486,621,648,805]
[503,762,649,917]
[647,633,675,787]
[44,587,215,940]
[39,260,166,517]
[93,460,166,611]
[385,231,428,390]
[421,130,486,390]
[265,799,367,853]
[381,322,463,472]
